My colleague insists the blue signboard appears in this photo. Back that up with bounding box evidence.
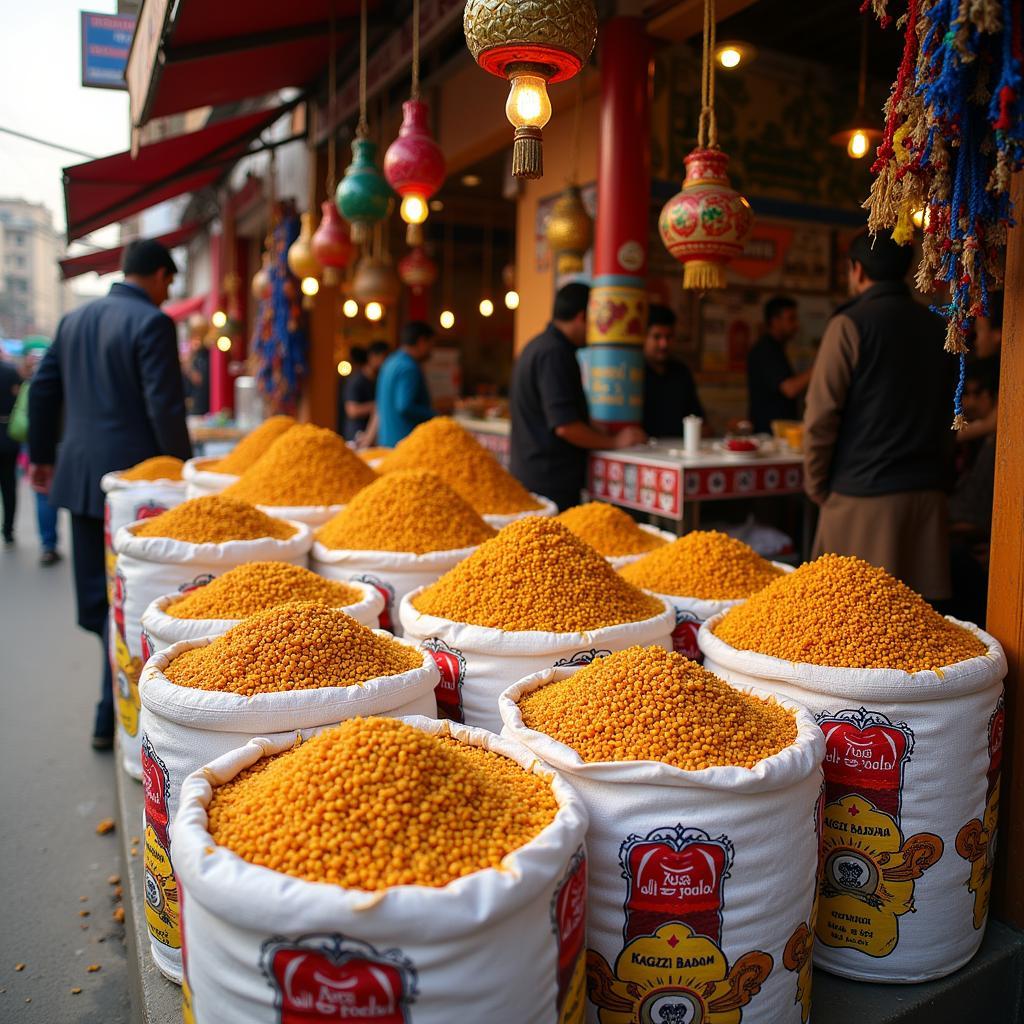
[80,11,136,90]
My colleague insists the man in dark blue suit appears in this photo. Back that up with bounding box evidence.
[28,239,192,749]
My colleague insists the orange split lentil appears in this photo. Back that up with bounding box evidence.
[132,495,296,544]
[165,562,364,620]
[412,517,664,632]
[713,554,988,672]
[377,417,541,515]
[118,456,184,482]
[165,602,421,695]
[520,646,797,769]
[207,717,558,888]
[556,502,669,557]
[316,471,496,554]
[223,424,377,507]
[620,530,784,600]
[210,415,296,475]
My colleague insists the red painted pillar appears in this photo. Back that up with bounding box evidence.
[205,230,232,414]
[583,16,652,430]
[407,286,429,323]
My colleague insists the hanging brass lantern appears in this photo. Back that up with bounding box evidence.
[251,252,271,301]
[464,0,597,179]
[545,184,593,275]
[287,211,321,280]
[352,254,401,306]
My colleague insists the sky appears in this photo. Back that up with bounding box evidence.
[0,0,129,246]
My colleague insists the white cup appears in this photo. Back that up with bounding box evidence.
[683,415,702,454]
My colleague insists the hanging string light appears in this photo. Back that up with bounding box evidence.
[830,19,883,160]
[384,0,446,245]
[336,0,394,244]
[479,221,495,316]
[439,220,455,330]
[658,0,753,290]
[289,109,323,306]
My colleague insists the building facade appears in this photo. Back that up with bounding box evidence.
[0,199,62,338]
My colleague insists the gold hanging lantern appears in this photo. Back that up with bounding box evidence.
[546,184,592,275]
[464,0,597,179]
[352,255,401,306]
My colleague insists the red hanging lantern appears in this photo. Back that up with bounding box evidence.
[384,100,446,246]
[398,246,438,294]
[658,148,752,291]
[310,200,353,286]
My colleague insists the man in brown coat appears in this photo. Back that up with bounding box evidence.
[803,229,955,601]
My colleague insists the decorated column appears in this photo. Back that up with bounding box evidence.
[584,16,651,430]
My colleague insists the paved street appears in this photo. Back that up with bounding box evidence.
[1,480,131,1021]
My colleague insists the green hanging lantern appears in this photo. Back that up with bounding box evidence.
[335,138,393,245]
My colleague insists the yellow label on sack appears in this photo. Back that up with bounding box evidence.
[114,630,142,737]
[144,825,181,950]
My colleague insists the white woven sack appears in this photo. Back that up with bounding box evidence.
[606,526,678,570]
[310,542,479,636]
[182,457,238,499]
[110,519,312,781]
[483,492,558,529]
[140,580,385,654]
[400,589,675,732]
[699,614,1007,983]
[500,666,825,1024]
[172,716,590,1023]
[258,503,346,528]
[647,561,794,663]
[100,471,185,603]
[138,638,439,983]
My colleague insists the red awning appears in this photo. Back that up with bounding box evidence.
[63,106,286,242]
[58,222,203,280]
[162,294,208,322]
[127,0,360,128]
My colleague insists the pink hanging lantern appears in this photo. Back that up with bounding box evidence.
[311,200,353,286]
[398,246,438,294]
[384,100,446,246]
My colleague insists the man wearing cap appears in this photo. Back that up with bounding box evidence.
[803,228,954,601]
[28,239,192,749]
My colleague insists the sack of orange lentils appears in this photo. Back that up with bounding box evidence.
[183,416,297,498]
[138,606,439,983]
[310,471,497,635]
[110,496,312,781]
[400,518,675,732]
[554,502,676,570]
[699,555,1007,983]
[500,647,825,1024]
[170,716,589,1022]
[140,563,385,653]
[181,457,238,498]
[101,460,186,604]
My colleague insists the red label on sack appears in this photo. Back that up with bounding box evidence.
[987,694,1005,796]
[670,611,702,661]
[421,637,465,723]
[353,574,395,633]
[113,569,127,639]
[818,709,914,822]
[553,848,587,1009]
[141,734,171,847]
[178,573,214,595]
[262,935,417,1023]
[620,827,733,945]
[134,501,169,522]
[140,629,153,663]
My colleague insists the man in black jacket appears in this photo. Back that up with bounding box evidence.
[29,239,192,748]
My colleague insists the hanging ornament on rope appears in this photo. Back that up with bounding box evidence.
[398,245,438,294]
[864,0,1022,429]
[658,0,753,290]
[352,224,401,306]
[312,3,354,284]
[336,0,394,244]
[463,0,597,178]
[384,0,446,246]
[545,81,593,274]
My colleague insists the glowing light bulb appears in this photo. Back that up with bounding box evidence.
[365,301,383,322]
[504,289,520,310]
[400,195,428,226]
[505,74,552,129]
[301,276,320,296]
[479,298,494,317]
[911,207,930,229]
[342,299,359,318]
[211,310,227,329]
[847,130,870,159]
[337,360,352,376]
[216,336,232,352]
[439,310,455,330]
[718,47,742,68]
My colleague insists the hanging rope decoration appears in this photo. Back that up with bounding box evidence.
[864,0,1023,429]
[698,0,719,149]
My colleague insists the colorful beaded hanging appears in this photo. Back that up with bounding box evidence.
[864,0,1023,428]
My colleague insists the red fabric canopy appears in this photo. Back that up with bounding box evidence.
[128,0,360,126]
[63,107,284,241]
[58,222,203,280]
[162,294,208,322]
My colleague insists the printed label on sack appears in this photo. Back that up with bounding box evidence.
[956,691,1004,930]
[112,569,142,736]
[816,708,942,957]
[178,572,215,594]
[352,573,395,633]
[180,886,195,1024]
[142,735,180,951]
[552,848,588,1024]
[421,637,465,723]
[261,933,418,1023]
[104,503,116,602]
[553,649,612,669]
[670,608,704,662]
[587,825,772,1024]
[140,628,154,663]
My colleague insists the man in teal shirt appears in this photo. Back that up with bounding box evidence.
[376,321,437,447]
